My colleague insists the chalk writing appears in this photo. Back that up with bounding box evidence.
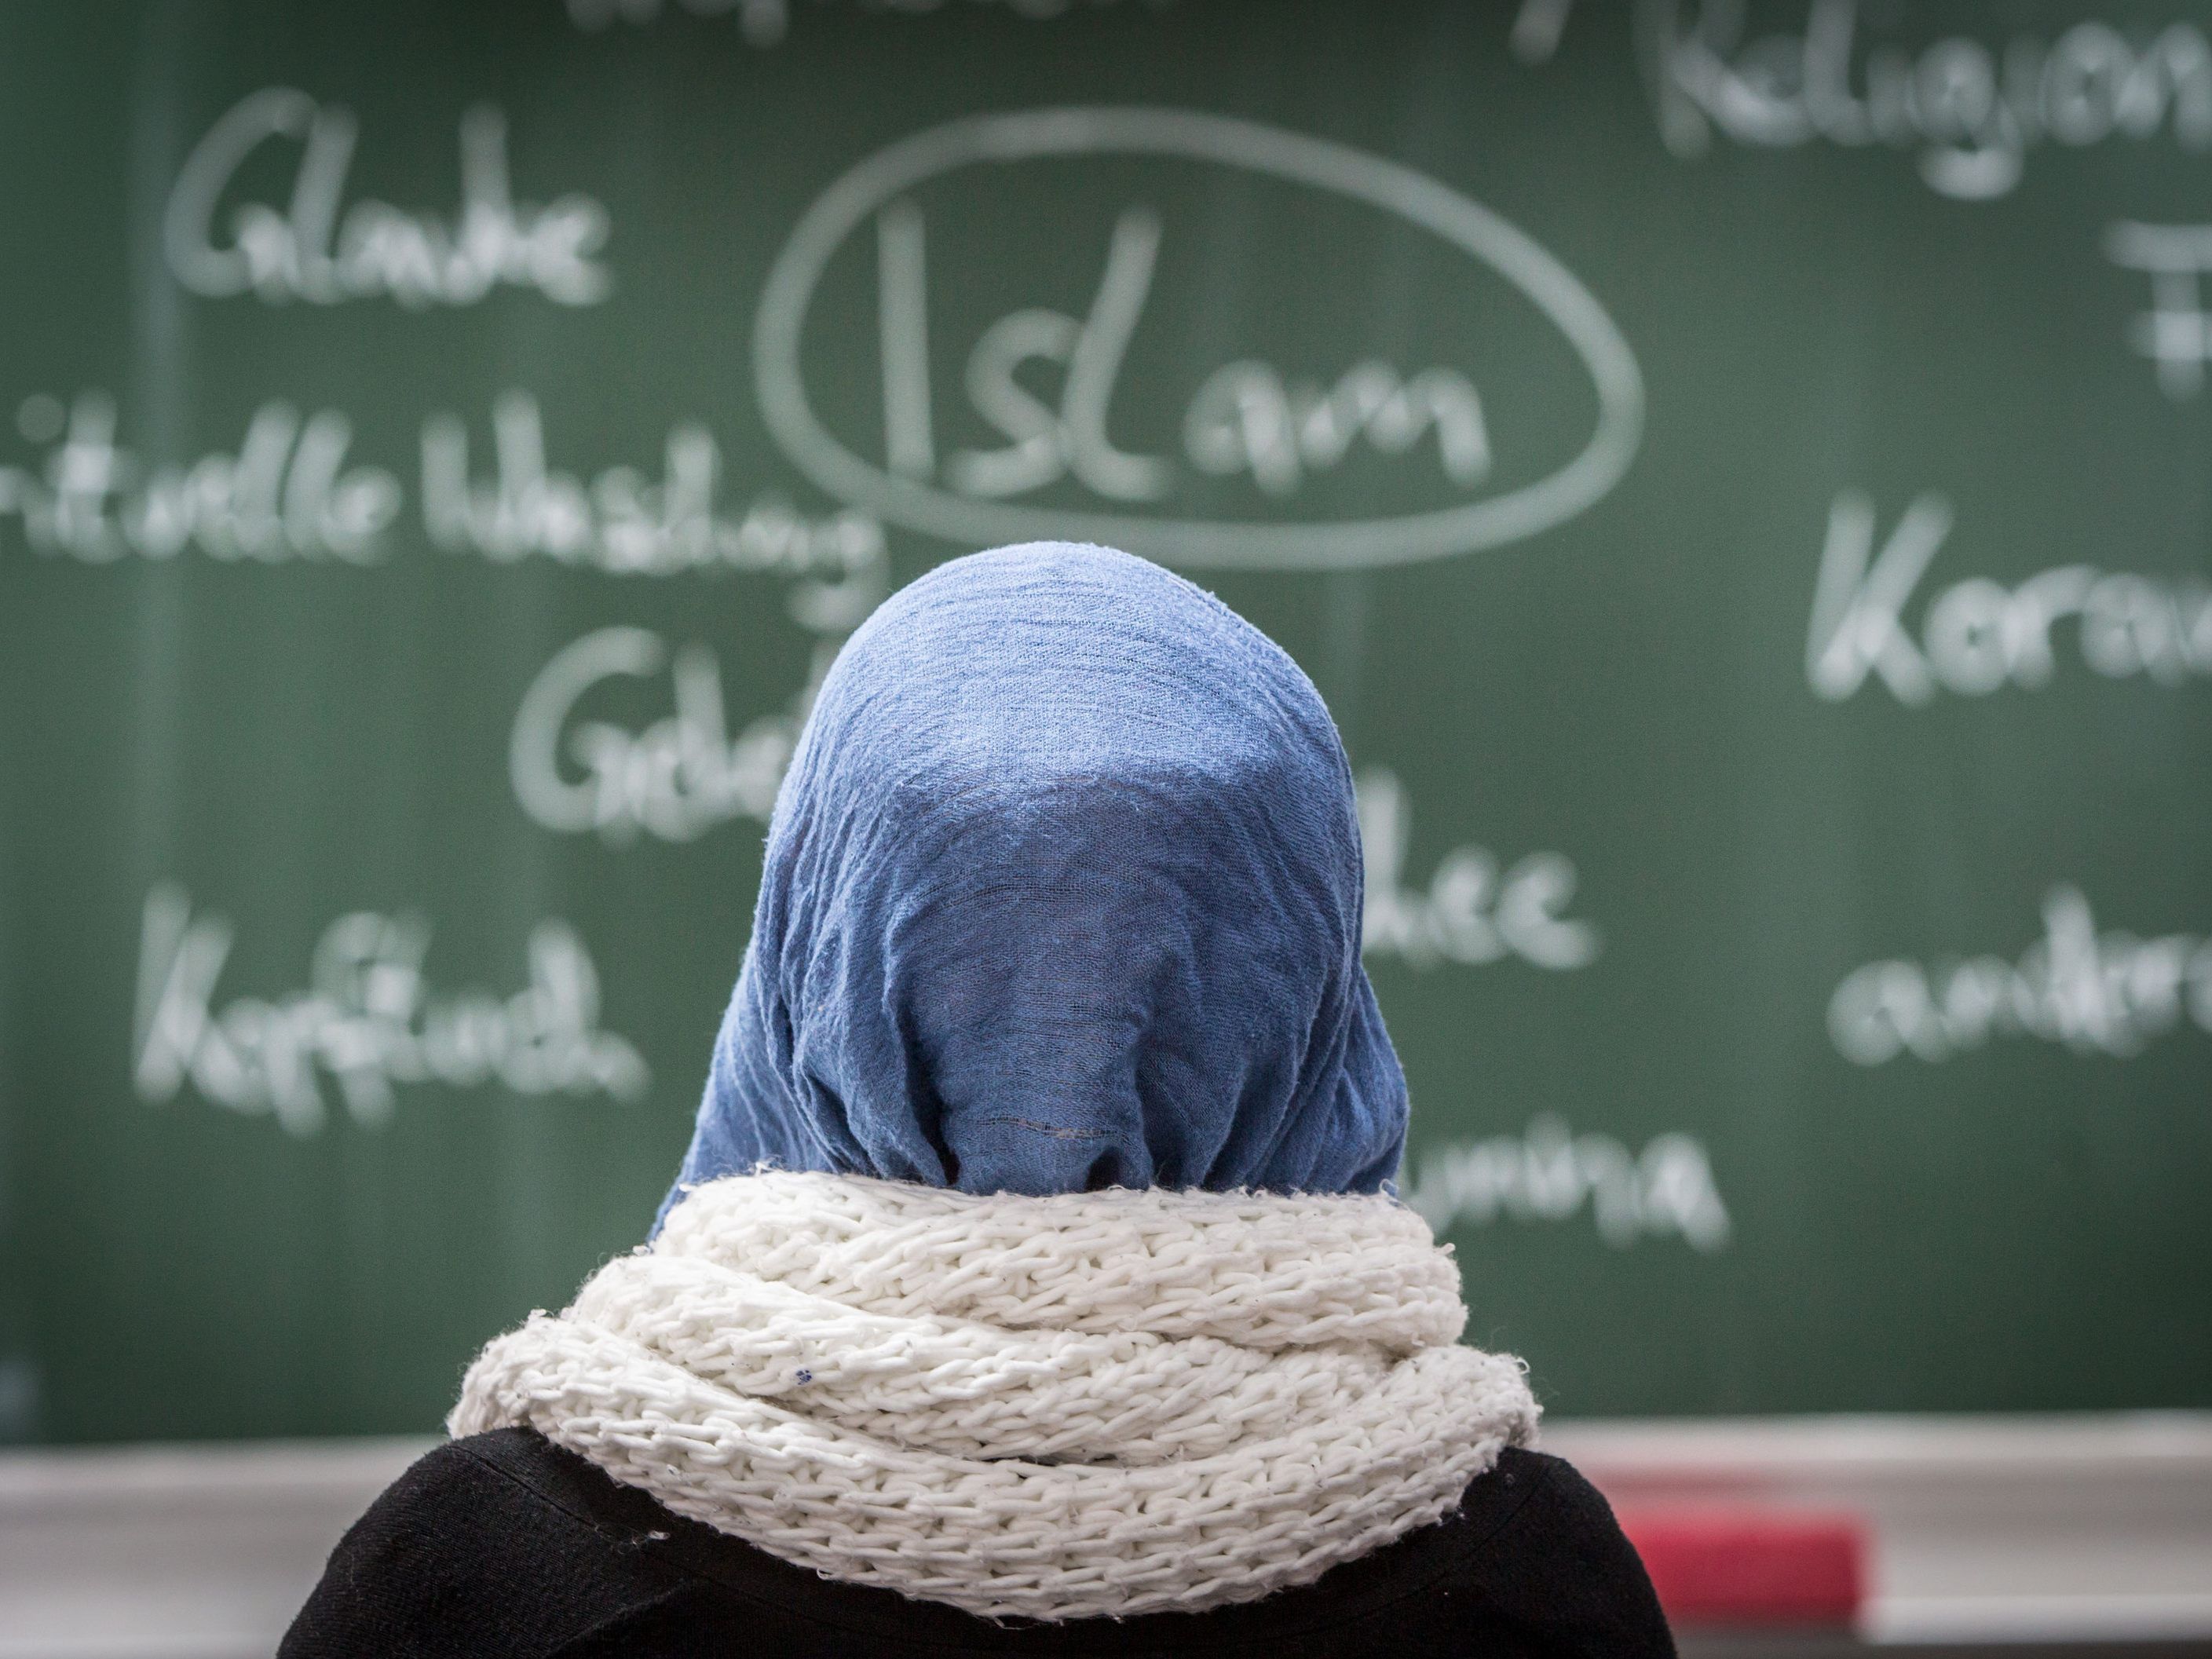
[133,886,649,1135]
[1806,490,2212,703]
[166,89,610,307]
[565,0,1171,47]
[2105,221,2212,398]
[422,390,885,594]
[754,107,1642,569]
[1358,770,1600,971]
[1639,0,2212,200]
[0,389,880,583]
[0,392,400,563]
[510,627,827,842]
[1829,886,2212,1065]
[1402,1116,1731,1252]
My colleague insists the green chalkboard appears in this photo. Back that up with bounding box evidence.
[2,0,2208,1443]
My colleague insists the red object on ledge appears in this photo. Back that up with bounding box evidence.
[1614,1506,1867,1629]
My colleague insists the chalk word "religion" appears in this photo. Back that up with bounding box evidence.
[0,389,876,578]
[1829,886,2212,1065]
[134,886,649,1135]
[1806,490,2212,703]
[1641,0,2212,200]
[1358,771,1600,971]
[1401,1116,1731,1252]
[166,88,609,307]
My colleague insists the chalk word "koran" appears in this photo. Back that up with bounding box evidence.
[166,88,610,307]
[1402,1116,1731,1252]
[1829,886,2212,1065]
[134,886,649,1136]
[1358,770,1600,971]
[1641,0,2212,201]
[755,107,1641,570]
[1806,491,2212,703]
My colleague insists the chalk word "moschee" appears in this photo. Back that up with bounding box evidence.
[1402,1116,1731,1252]
[1829,886,2212,1065]
[134,886,649,1135]
[1642,0,2212,201]
[1807,490,2212,703]
[1358,770,1600,971]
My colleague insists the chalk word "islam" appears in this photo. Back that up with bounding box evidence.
[133,886,649,1135]
[1402,1115,1731,1252]
[1829,886,2212,1065]
[1358,770,1600,971]
[1806,490,2212,703]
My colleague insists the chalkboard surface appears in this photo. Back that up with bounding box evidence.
[2,0,2207,1443]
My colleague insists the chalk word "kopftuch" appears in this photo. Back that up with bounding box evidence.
[133,886,649,1135]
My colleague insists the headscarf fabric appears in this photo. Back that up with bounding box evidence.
[665,542,1406,1215]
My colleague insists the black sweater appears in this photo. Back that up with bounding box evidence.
[281,1429,1675,1657]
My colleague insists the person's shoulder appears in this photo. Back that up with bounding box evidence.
[1426,1445,1677,1658]
[278,1430,688,1658]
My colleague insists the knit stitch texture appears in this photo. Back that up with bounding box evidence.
[452,1171,1538,1621]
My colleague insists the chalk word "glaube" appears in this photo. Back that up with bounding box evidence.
[1358,770,1600,970]
[1829,886,2212,1065]
[1401,1116,1731,1252]
[166,88,609,308]
[1807,490,2212,703]
[133,886,649,1135]
[1641,0,2212,201]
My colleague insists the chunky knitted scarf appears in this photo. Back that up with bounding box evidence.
[451,1172,1538,1621]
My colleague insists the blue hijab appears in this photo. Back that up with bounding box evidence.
[663,543,1406,1218]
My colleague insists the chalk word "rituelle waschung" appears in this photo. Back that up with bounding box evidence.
[166,88,609,308]
[134,886,649,1135]
[1640,0,2212,201]
[1829,886,2212,1065]
[0,389,877,580]
[1358,770,1600,971]
[1401,1116,1731,1252]
[1806,490,2212,704]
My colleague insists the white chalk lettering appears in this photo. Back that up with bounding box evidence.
[1639,0,2212,200]
[1358,770,1600,971]
[422,389,885,597]
[1828,886,2212,1065]
[1806,490,2212,703]
[166,89,610,308]
[133,885,649,1135]
[510,627,824,843]
[1403,1115,1731,1251]
[0,391,400,563]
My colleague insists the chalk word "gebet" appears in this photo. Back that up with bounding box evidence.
[1358,770,1600,971]
[1807,490,2212,704]
[1642,0,2212,201]
[1829,886,2212,1065]
[1401,1115,1731,1252]
[166,88,610,308]
[134,886,648,1135]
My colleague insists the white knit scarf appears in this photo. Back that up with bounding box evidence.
[450,1171,1538,1621]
